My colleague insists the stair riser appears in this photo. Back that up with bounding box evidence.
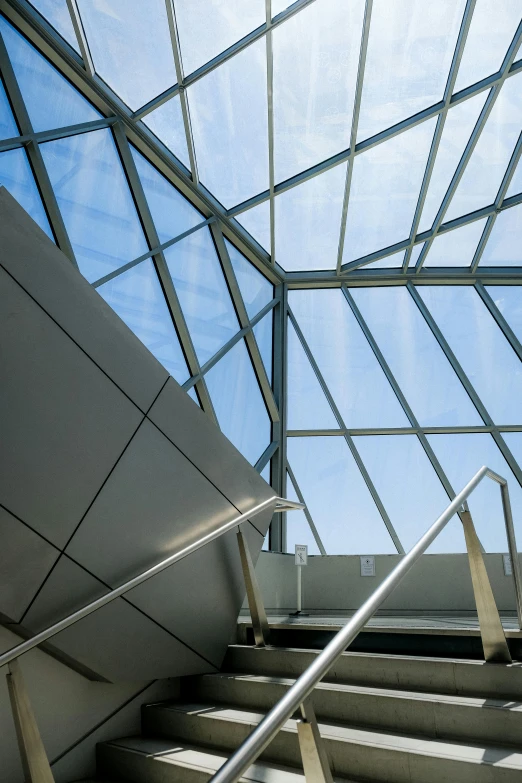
[142,707,522,783]
[97,745,211,783]
[224,646,522,700]
[187,676,522,747]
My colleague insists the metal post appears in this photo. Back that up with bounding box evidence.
[237,528,271,647]
[6,659,55,783]
[296,697,333,783]
[500,483,522,629]
[297,565,302,613]
[460,509,511,662]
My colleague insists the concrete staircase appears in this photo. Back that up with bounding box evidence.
[96,644,522,783]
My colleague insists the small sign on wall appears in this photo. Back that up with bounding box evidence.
[295,544,308,566]
[360,555,375,577]
[503,553,513,576]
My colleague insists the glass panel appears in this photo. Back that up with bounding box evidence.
[427,433,522,549]
[97,259,189,384]
[367,250,405,269]
[225,237,273,319]
[163,227,239,365]
[286,319,338,430]
[354,435,464,552]
[285,471,321,556]
[205,338,270,466]
[29,0,79,50]
[445,74,522,222]
[272,0,293,16]
[143,95,190,171]
[260,463,270,483]
[351,287,482,427]
[506,157,522,197]
[453,0,522,93]
[486,285,522,342]
[287,436,396,554]
[187,386,200,406]
[236,200,271,252]
[272,0,365,183]
[0,17,100,132]
[188,38,268,209]
[409,243,424,267]
[418,286,522,423]
[0,77,18,140]
[424,218,487,267]
[253,311,273,384]
[76,0,176,110]
[289,289,409,427]
[418,92,488,233]
[130,145,202,244]
[479,205,522,266]
[0,147,52,237]
[343,118,436,263]
[40,128,148,282]
[501,433,522,476]
[174,0,265,77]
[357,0,465,142]
[275,162,346,271]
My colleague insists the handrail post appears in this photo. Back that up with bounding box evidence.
[237,528,271,647]
[296,697,333,783]
[499,481,522,629]
[460,508,511,663]
[6,659,55,783]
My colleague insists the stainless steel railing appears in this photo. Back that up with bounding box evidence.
[210,466,522,783]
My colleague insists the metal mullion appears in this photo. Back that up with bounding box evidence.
[255,441,278,473]
[475,282,522,364]
[286,462,327,555]
[342,288,457,500]
[65,0,94,76]
[403,0,477,273]
[0,117,116,152]
[0,30,77,265]
[270,283,287,550]
[336,0,373,275]
[265,0,276,264]
[416,21,522,273]
[287,425,518,436]
[211,222,280,422]
[287,306,405,554]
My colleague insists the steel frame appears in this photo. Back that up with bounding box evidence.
[1,0,522,554]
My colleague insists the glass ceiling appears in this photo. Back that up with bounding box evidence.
[1,0,522,557]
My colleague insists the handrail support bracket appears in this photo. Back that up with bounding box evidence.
[297,697,333,783]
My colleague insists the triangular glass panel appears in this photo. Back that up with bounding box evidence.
[501,432,522,471]
[272,0,293,16]
[225,237,273,320]
[0,77,18,140]
[357,0,465,142]
[260,463,270,483]
[424,218,487,267]
[286,319,338,430]
[97,259,189,384]
[163,227,239,366]
[343,117,437,263]
[143,95,190,171]
[174,0,265,77]
[0,148,52,238]
[354,435,464,553]
[506,157,522,198]
[0,17,101,132]
[351,286,482,427]
[408,243,425,268]
[479,204,522,266]
[205,338,270,466]
[130,145,202,245]
[445,75,522,223]
[188,37,268,209]
[289,289,410,428]
[486,285,522,342]
[76,0,176,111]
[29,0,79,51]
[253,311,273,384]
[187,386,200,406]
[287,436,396,554]
[453,0,522,93]
[272,0,365,182]
[275,163,347,271]
[285,470,321,556]
[40,128,148,283]
[236,200,271,253]
[418,92,487,233]
[367,250,405,269]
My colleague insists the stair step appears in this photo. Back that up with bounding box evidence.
[224,645,522,700]
[141,700,522,783]
[186,672,522,747]
[97,736,355,783]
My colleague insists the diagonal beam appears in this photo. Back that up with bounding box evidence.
[474,282,522,364]
[65,0,94,76]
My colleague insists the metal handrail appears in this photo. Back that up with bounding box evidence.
[0,495,302,669]
[210,466,522,783]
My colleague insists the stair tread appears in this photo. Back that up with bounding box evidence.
[192,672,522,711]
[101,737,355,783]
[146,700,522,769]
